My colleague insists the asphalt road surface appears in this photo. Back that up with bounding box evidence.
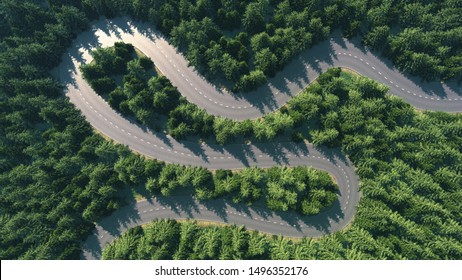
[50,18,460,259]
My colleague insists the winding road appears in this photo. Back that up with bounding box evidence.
[51,18,461,260]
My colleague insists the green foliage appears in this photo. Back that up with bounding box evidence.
[234,70,267,92]
[0,93,134,259]
[362,26,390,50]
[242,1,268,35]
[81,43,184,131]
[167,103,214,139]
[81,42,134,81]
[143,163,339,216]
[3,0,462,261]
[168,0,462,82]
[105,79,462,259]
[196,166,338,213]
[163,0,329,91]
[266,166,337,215]
[363,1,462,81]
[81,43,297,144]
[284,69,462,259]
[100,219,282,260]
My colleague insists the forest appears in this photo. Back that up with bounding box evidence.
[102,69,462,260]
[148,165,338,215]
[81,42,297,144]
[102,219,335,260]
[1,0,462,260]
[75,0,462,89]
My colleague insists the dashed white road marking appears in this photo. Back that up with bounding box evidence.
[73,37,462,242]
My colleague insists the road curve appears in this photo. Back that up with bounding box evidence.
[54,18,462,122]
[50,18,457,259]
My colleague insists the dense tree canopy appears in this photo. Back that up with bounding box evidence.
[102,69,462,260]
[144,163,337,215]
[82,0,460,87]
[285,69,462,259]
[102,219,318,260]
[1,0,462,261]
[81,43,297,144]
